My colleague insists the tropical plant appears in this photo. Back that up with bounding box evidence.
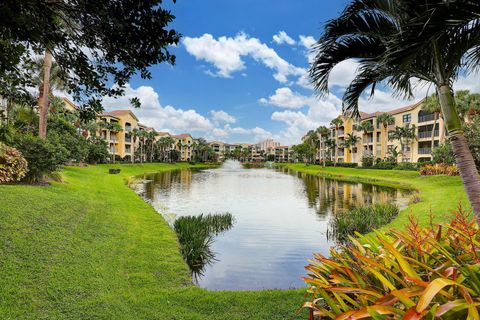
[345,133,360,163]
[376,113,395,157]
[432,142,456,166]
[86,138,109,164]
[0,142,28,183]
[309,0,480,216]
[173,213,234,278]
[420,164,459,176]
[328,203,399,243]
[303,204,480,320]
[103,122,122,164]
[330,118,343,166]
[389,125,417,162]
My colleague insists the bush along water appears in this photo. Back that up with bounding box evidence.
[174,213,234,279]
[303,203,480,320]
[328,203,399,243]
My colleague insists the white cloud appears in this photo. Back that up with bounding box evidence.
[299,35,317,63]
[259,87,311,109]
[183,32,305,84]
[263,88,342,144]
[210,110,236,124]
[273,31,296,45]
[102,84,213,134]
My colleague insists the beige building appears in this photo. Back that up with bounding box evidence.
[316,100,445,164]
[98,110,140,161]
[174,133,194,161]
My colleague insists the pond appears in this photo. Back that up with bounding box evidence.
[131,160,412,291]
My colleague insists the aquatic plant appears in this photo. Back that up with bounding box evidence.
[303,204,480,319]
[174,213,234,277]
[328,203,399,242]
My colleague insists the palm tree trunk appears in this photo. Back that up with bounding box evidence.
[438,85,480,217]
[39,49,53,138]
[431,112,438,150]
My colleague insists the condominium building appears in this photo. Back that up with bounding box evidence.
[174,133,194,161]
[209,141,226,160]
[98,110,140,161]
[273,146,292,163]
[257,139,280,151]
[315,100,446,164]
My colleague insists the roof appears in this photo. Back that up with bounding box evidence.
[156,132,171,137]
[208,140,225,145]
[99,110,139,121]
[174,133,192,139]
[356,100,424,120]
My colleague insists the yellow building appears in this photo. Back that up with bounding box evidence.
[317,100,446,164]
[174,133,194,161]
[98,110,139,161]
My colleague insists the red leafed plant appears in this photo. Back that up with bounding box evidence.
[302,203,480,319]
[0,142,28,183]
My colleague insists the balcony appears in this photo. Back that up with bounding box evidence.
[418,147,432,155]
[337,130,345,136]
[363,137,373,144]
[418,130,439,139]
[418,114,436,123]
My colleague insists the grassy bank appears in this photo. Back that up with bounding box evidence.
[0,163,305,319]
[279,163,469,228]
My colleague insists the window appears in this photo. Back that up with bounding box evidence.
[403,114,411,123]
[402,144,411,152]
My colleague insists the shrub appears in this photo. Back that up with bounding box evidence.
[432,142,456,166]
[303,204,480,320]
[373,160,396,170]
[12,134,68,182]
[361,155,374,168]
[420,163,459,176]
[394,162,420,171]
[328,203,399,242]
[0,142,28,183]
[86,138,109,164]
[335,162,358,168]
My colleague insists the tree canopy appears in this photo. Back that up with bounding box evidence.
[0,0,180,119]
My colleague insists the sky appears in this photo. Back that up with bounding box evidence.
[102,0,480,145]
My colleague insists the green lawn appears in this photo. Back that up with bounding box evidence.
[0,163,467,319]
[0,163,305,320]
[279,163,469,228]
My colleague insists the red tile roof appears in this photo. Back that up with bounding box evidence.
[99,110,139,121]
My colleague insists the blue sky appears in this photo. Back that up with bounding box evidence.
[102,0,479,145]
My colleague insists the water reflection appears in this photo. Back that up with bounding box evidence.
[131,161,411,290]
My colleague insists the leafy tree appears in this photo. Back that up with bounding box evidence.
[86,138,109,164]
[0,0,180,137]
[432,142,456,166]
[309,0,480,215]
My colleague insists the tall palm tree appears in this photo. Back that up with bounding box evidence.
[317,125,330,165]
[309,0,480,215]
[357,121,374,158]
[345,133,360,163]
[325,138,336,164]
[145,130,157,163]
[376,113,395,158]
[103,122,123,163]
[423,94,443,150]
[330,118,343,166]
[389,124,417,162]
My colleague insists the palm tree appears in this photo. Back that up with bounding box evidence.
[357,121,374,157]
[34,53,68,138]
[310,0,480,215]
[376,113,395,158]
[132,129,146,163]
[145,130,157,163]
[330,118,343,166]
[317,126,330,166]
[423,94,443,150]
[325,138,336,164]
[389,124,417,162]
[345,133,360,163]
[103,122,123,163]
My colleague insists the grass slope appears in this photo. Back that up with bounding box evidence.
[280,163,469,228]
[0,163,305,320]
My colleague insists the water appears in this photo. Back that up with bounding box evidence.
[132,160,411,291]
